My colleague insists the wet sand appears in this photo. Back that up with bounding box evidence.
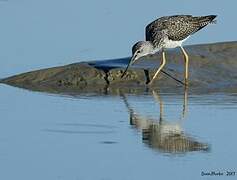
[1,41,237,95]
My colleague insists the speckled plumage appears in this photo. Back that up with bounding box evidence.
[145,15,217,48]
[122,14,217,84]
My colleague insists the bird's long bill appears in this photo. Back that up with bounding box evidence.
[121,52,137,78]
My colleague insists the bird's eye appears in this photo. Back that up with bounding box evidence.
[137,50,141,53]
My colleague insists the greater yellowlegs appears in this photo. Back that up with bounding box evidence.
[121,15,217,85]
[120,90,209,153]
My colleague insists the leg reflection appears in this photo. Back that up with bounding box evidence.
[120,89,210,155]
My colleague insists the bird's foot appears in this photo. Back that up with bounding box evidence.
[146,79,155,86]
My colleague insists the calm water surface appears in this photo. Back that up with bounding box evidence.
[1,1,237,180]
[0,84,237,180]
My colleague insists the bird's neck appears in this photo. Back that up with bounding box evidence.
[148,41,161,54]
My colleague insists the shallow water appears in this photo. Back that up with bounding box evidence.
[0,84,237,180]
[1,1,237,179]
[0,0,236,78]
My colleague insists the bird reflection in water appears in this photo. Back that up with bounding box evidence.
[121,88,210,155]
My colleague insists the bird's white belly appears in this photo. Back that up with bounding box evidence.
[163,36,189,49]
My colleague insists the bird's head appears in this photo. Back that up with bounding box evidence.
[121,41,154,78]
[131,41,154,63]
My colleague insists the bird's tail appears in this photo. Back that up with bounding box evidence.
[192,15,217,33]
[198,15,217,26]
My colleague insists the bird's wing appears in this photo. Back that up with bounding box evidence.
[145,29,168,48]
[145,16,170,42]
[146,15,216,42]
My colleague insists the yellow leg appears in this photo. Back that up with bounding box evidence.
[149,50,166,84]
[152,91,163,121]
[182,86,188,119]
[180,46,189,85]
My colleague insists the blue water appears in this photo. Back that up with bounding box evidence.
[0,84,237,180]
[0,0,236,78]
[1,1,237,179]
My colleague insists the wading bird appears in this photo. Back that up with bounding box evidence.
[121,15,217,85]
[120,90,210,154]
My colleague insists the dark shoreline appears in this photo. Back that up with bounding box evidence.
[1,41,237,95]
